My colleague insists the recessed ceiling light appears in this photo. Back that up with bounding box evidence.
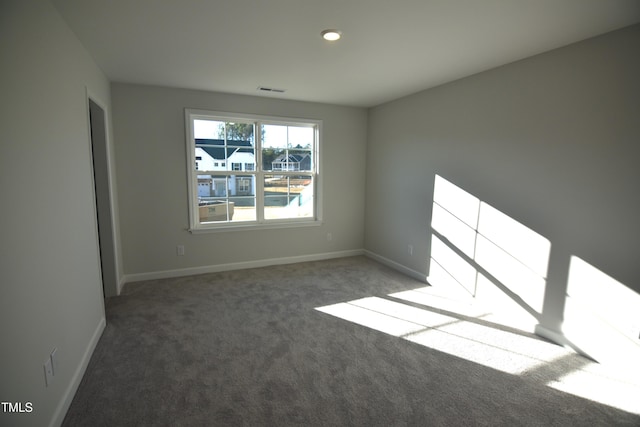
[321,29,342,41]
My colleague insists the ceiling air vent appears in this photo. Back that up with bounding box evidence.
[257,86,286,93]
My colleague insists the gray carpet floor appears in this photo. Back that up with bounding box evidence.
[62,256,640,426]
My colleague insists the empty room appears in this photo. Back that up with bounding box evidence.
[2,0,640,426]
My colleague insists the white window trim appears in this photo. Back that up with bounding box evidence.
[185,109,323,233]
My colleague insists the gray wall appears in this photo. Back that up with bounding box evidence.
[0,0,113,426]
[364,25,640,335]
[112,84,367,278]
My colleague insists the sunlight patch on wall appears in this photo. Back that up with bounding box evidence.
[430,235,477,295]
[476,202,550,278]
[474,234,547,313]
[429,175,550,329]
[433,175,480,229]
[424,260,477,301]
[562,256,640,369]
[431,193,477,258]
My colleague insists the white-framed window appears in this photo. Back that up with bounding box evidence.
[237,177,251,193]
[185,109,321,232]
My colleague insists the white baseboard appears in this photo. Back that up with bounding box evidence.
[363,250,428,283]
[50,316,106,427]
[534,324,568,346]
[123,249,365,284]
[535,324,598,361]
[117,275,126,295]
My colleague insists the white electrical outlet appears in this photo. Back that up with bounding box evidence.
[177,245,185,256]
[44,357,53,387]
[327,233,333,241]
[408,244,414,256]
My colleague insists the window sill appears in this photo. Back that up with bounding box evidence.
[188,219,323,234]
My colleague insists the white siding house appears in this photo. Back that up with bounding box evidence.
[195,139,256,198]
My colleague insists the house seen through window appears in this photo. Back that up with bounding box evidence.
[185,109,320,230]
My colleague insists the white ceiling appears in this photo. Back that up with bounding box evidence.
[52,0,640,107]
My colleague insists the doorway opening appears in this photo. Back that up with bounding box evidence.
[88,98,117,298]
